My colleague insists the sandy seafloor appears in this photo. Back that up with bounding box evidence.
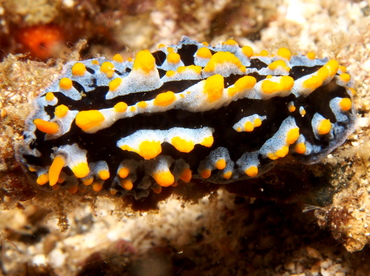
[1,0,370,275]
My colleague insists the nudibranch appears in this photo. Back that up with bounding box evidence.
[17,37,356,199]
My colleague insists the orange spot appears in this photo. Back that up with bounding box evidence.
[152,170,175,187]
[200,169,211,179]
[245,166,258,177]
[120,179,133,190]
[179,168,192,183]
[138,141,162,159]
[215,159,226,170]
[295,143,306,154]
[339,98,352,111]
[34,119,60,134]
[317,119,331,135]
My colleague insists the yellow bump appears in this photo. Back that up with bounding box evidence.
[75,110,105,132]
[244,121,254,132]
[204,74,224,102]
[91,60,99,65]
[69,186,78,194]
[100,61,115,78]
[275,145,289,158]
[166,70,176,77]
[288,102,296,113]
[45,92,55,101]
[236,127,242,132]
[114,102,128,113]
[325,60,339,78]
[261,76,294,94]
[277,47,291,60]
[152,185,162,194]
[295,142,306,154]
[137,101,148,108]
[200,136,214,147]
[152,170,175,187]
[267,152,278,160]
[98,170,110,180]
[202,42,209,46]
[167,47,175,53]
[340,73,351,83]
[223,39,238,46]
[157,43,165,48]
[196,47,212,59]
[167,52,181,64]
[92,182,103,192]
[204,52,246,73]
[286,128,300,144]
[215,159,226,170]
[130,106,136,112]
[317,119,331,135]
[138,141,162,159]
[28,166,37,172]
[113,53,124,63]
[300,107,306,116]
[71,162,90,178]
[268,60,290,72]
[245,166,258,177]
[254,118,262,127]
[200,169,211,179]
[259,50,269,56]
[120,179,133,190]
[71,62,87,76]
[133,49,156,74]
[179,168,192,183]
[307,52,316,59]
[109,78,122,91]
[59,77,73,90]
[118,167,130,178]
[49,155,66,186]
[171,137,195,153]
[241,46,253,57]
[34,119,60,134]
[339,65,347,73]
[83,177,93,186]
[223,171,232,179]
[36,173,49,185]
[110,189,118,195]
[54,104,69,118]
[339,98,352,112]
[154,91,176,106]
[228,76,256,97]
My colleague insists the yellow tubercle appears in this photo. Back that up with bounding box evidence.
[36,173,49,185]
[152,170,175,187]
[199,169,211,179]
[339,98,352,112]
[241,46,253,57]
[83,176,94,186]
[114,102,128,113]
[137,101,148,108]
[121,179,133,190]
[154,91,176,106]
[295,142,306,154]
[59,77,73,90]
[244,121,254,132]
[91,60,99,65]
[167,52,181,64]
[317,119,331,135]
[254,118,262,127]
[223,39,238,46]
[268,60,290,72]
[325,60,339,78]
[306,52,316,59]
[98,170,110,180]
[245,166,258,177]
[223,171,232,179]
[171,137,195,153]
[259,50,269,56]
[118,167,130,178]
[228,76,256,97]
[215,159,226,170]
[277,47,292,60]
[112,53,124,63]
[138,140,162,159]
[54,104,69,118]
[71,162,90,178]
[132,49,156,74]
[196,47,212,59]
[261,76,294,94]
[71,62,87,76]
[34,119,60,134]
[179,168,192,183]
[340,73,351,83]
[166,70,176,77]
[75,110,105,132]
[275,145,289,158]
[204,74,224,102]
[286,128,300,144]
[109,78,122,91]
[48,155,66,186]
[200,136,214,147]
[100,61,115,78]
[92,182,103,192]
[204,52,246,73]
[45,92,55,101]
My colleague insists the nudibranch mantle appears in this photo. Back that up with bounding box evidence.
[18,36,356,199]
